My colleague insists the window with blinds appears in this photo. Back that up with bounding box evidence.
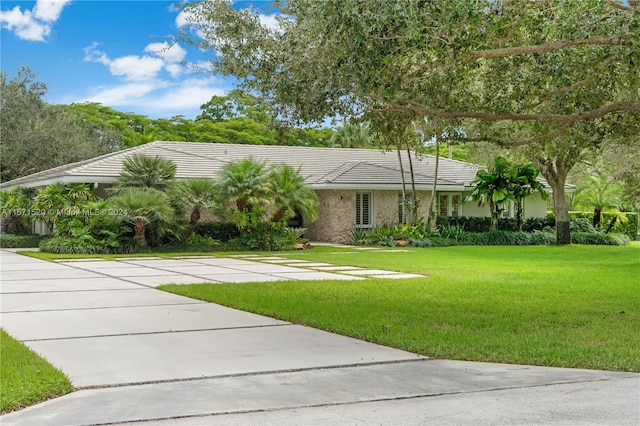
[439,195,448,217]
[439,193,462,217]
[356,192,372,227]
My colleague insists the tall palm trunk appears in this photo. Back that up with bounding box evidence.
[427,136,440,231]
[396,141,407,223]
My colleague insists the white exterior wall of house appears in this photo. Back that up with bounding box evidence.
[306,189,551,243]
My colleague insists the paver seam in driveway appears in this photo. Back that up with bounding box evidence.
[1,288,148,295]
[72,358,429,391]
[20,323,296,343]
[103,376,638,426]
[2,301,206,314]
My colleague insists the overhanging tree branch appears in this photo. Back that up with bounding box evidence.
[468,36,627,59]
[382,100,640,124]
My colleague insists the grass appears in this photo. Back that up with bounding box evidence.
[160,243,640,372]
[1,329,73,413]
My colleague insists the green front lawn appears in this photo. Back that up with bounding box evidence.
[161,244,640,372]
[1,329,73,413]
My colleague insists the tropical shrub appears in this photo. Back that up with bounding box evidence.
[0,187,35,234]
[39,235,125,254]
[438,224,466,240]
[0,234,48,248]
[195,222,240,242]
[571,232,630,246]
[228,223,293,251]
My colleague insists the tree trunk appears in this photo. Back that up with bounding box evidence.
[536,155,573,245]
[406,145,419,225]
[489,200,498,231]
[516,200,524,232]
[553,186,571,245]
[272,206,287,223]
[396,142,407,223]
[134,219,147,247]
[605,216,617,234]
[427,137,440,231]
[593,208,602,229]
[182,208,201,240]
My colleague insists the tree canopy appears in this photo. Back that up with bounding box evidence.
[180,0,639,136]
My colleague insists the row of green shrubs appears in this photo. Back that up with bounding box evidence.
[350,219,631,248]
[0,234,49,248]
[436,211,638,239]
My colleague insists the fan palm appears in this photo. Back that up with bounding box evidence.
[218,159,271,212]
[268,164,318,224]
[511,163,548,232]
[110,154,177,194]
[109,190,175,247]
[170,178,219,236]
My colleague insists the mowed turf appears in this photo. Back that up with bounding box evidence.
[1,329,73,413]
[161,244,640,372]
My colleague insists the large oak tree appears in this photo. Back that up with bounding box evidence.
[180,0,639,244]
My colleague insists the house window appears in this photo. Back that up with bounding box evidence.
[439,195,448,217]
[501,201,514,218]
[439,193,462,217]
[356,192,372,228]
[451,195,460,217]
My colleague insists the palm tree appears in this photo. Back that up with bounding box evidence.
[33,183,69,233]
[511,163,548,232]
[109,190,175,247]
[268,164,319,224]
[109,154,177,194]
[170,178,218,236]
[330,122,372,148]
[574,175,624,230]
[218,159,272,222]
[467,157,516,231]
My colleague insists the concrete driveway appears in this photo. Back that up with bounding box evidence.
[1,249,638,425]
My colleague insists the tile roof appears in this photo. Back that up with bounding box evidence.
[1,141,483,190]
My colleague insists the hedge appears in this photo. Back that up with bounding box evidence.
[0,234,48,248]
[436,213,637,239]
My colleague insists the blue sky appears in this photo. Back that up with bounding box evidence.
[1,1,278,119]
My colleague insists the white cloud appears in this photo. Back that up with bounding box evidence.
[258,14,281,33]
[109,55,166,81]
[0,0,71,41]
[84,44,166,82]
[73,77,229,118]
[144,41,187,63]
[33,0,72,22]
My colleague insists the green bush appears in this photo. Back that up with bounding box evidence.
[565,212,638,239]
[39,236,118,254]
[571,232,630,246]
[0,234,48,248]
[195,222,240,242]
[227,223,293,251]
[528,230,556,245]
[570,217,597,233]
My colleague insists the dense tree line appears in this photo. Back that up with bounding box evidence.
[1,68,335,183]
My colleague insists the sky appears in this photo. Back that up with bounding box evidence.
[1,0,278,119]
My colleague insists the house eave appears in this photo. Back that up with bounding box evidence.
[310,183,470,192]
